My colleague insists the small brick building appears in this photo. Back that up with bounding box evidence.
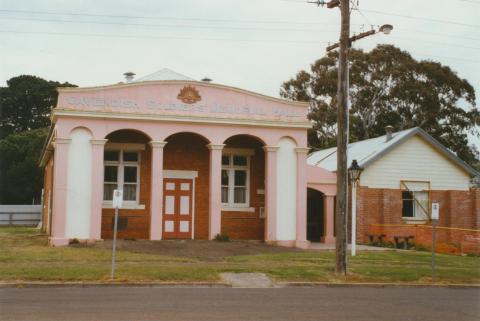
[308,127,480,248]
[39,69,336,247]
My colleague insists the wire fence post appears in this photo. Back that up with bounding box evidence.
[111,189,123,280]
[432,219,437,281]
[111,206,119,279]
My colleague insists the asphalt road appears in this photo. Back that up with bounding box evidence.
[1,286,479,321]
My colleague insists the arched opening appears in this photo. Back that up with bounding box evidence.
[221,134,265,240]
[163,132,210,239]
[307,188,324,242]
[101,129,152,240]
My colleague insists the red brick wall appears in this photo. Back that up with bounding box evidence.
[163,133,210,239]
[357,185,479,244]
[100,132,267,241]
[101,146,151,239]
[41,155,54,235]
[101,131,151,239]
[221,136,265,240]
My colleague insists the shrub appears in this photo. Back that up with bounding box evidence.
[214,234,230,242]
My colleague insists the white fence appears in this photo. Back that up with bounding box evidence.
[0,205,42,226]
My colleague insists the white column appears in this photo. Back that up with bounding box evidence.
[295,147,310,249]
[50,138,70,246]
[149,141,167,240]
[90,139,108,241]
[351,180,357,256]
[264,145,279,242]
[207,144,225,239]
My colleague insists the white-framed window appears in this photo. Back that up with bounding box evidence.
[103,150,140,203]
[402,190,429,219]
[221,149,253,208]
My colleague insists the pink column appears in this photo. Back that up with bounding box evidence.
[264,145,279,243]
[89,139,108,241]
[322,195,336,244]
[149,141,167,240]
[50,138,71,246]
[295,147,310,249]
[207,144,225,239]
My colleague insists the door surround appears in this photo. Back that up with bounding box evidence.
[163,170,198,239]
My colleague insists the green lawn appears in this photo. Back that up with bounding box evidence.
[1,227,479,284]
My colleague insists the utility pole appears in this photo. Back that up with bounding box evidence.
[308,0,349,276]
[310,0,392,275]
[335,0,350,276]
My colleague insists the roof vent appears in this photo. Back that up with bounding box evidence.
[385,125,394,142]
[123,72,135,83]
[201,77,212,82]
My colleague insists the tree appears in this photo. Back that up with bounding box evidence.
[0,75,76,139]
[281,44,479,167]
[0,127,48,204]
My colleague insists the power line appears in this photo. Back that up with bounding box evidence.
[2,14,479,46]
[2,8,479,42]
[0,8,340,26]
[361,9,480,28]
[4,28,478,65]
[457,0,480,4]
[0,16,341,33]
[389,35,480,50]
[0,29,332,45]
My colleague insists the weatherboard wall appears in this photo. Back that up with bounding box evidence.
[360,136,471,191]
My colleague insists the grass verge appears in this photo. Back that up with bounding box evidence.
[1,227,478,284]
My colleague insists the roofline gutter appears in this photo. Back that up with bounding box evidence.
[38,122,55,167]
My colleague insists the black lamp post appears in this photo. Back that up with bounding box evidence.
[348,159,363,256]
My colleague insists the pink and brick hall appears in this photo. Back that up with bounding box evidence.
[39,69,337,247]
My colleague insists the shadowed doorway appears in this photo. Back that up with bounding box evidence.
[307,188,324,242]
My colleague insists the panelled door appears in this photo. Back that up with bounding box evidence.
[162,178,193,239]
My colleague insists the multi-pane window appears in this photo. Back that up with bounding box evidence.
[221,152,250,207]
[402,190,429,219]
[103,150,139,202]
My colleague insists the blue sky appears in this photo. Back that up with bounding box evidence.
[0,0,478,148]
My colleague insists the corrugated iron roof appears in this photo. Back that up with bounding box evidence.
[307,127,479,177]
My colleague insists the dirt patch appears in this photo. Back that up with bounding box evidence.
[89,240,305,262]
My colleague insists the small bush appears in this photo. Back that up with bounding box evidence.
[415,244,430,252]
[214,234,230,242]
[69,238,79,245]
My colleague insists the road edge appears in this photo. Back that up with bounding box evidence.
[1,281,479,289]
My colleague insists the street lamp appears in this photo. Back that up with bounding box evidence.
[379,24,394,35]
[326,24,394,52]
[348,159,363,257]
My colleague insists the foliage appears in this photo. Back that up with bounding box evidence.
[0,75,76,204]
[214,233,230,242]
[0,75,76,139]
[281,44,479,167]
[0,127,48,204]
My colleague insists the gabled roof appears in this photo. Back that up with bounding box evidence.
[307,127,479,177]
[134,68,195,82]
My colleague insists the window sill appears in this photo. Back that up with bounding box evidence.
[402,217,428,224]
[221,206,255,213]
[102,203,146,210]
